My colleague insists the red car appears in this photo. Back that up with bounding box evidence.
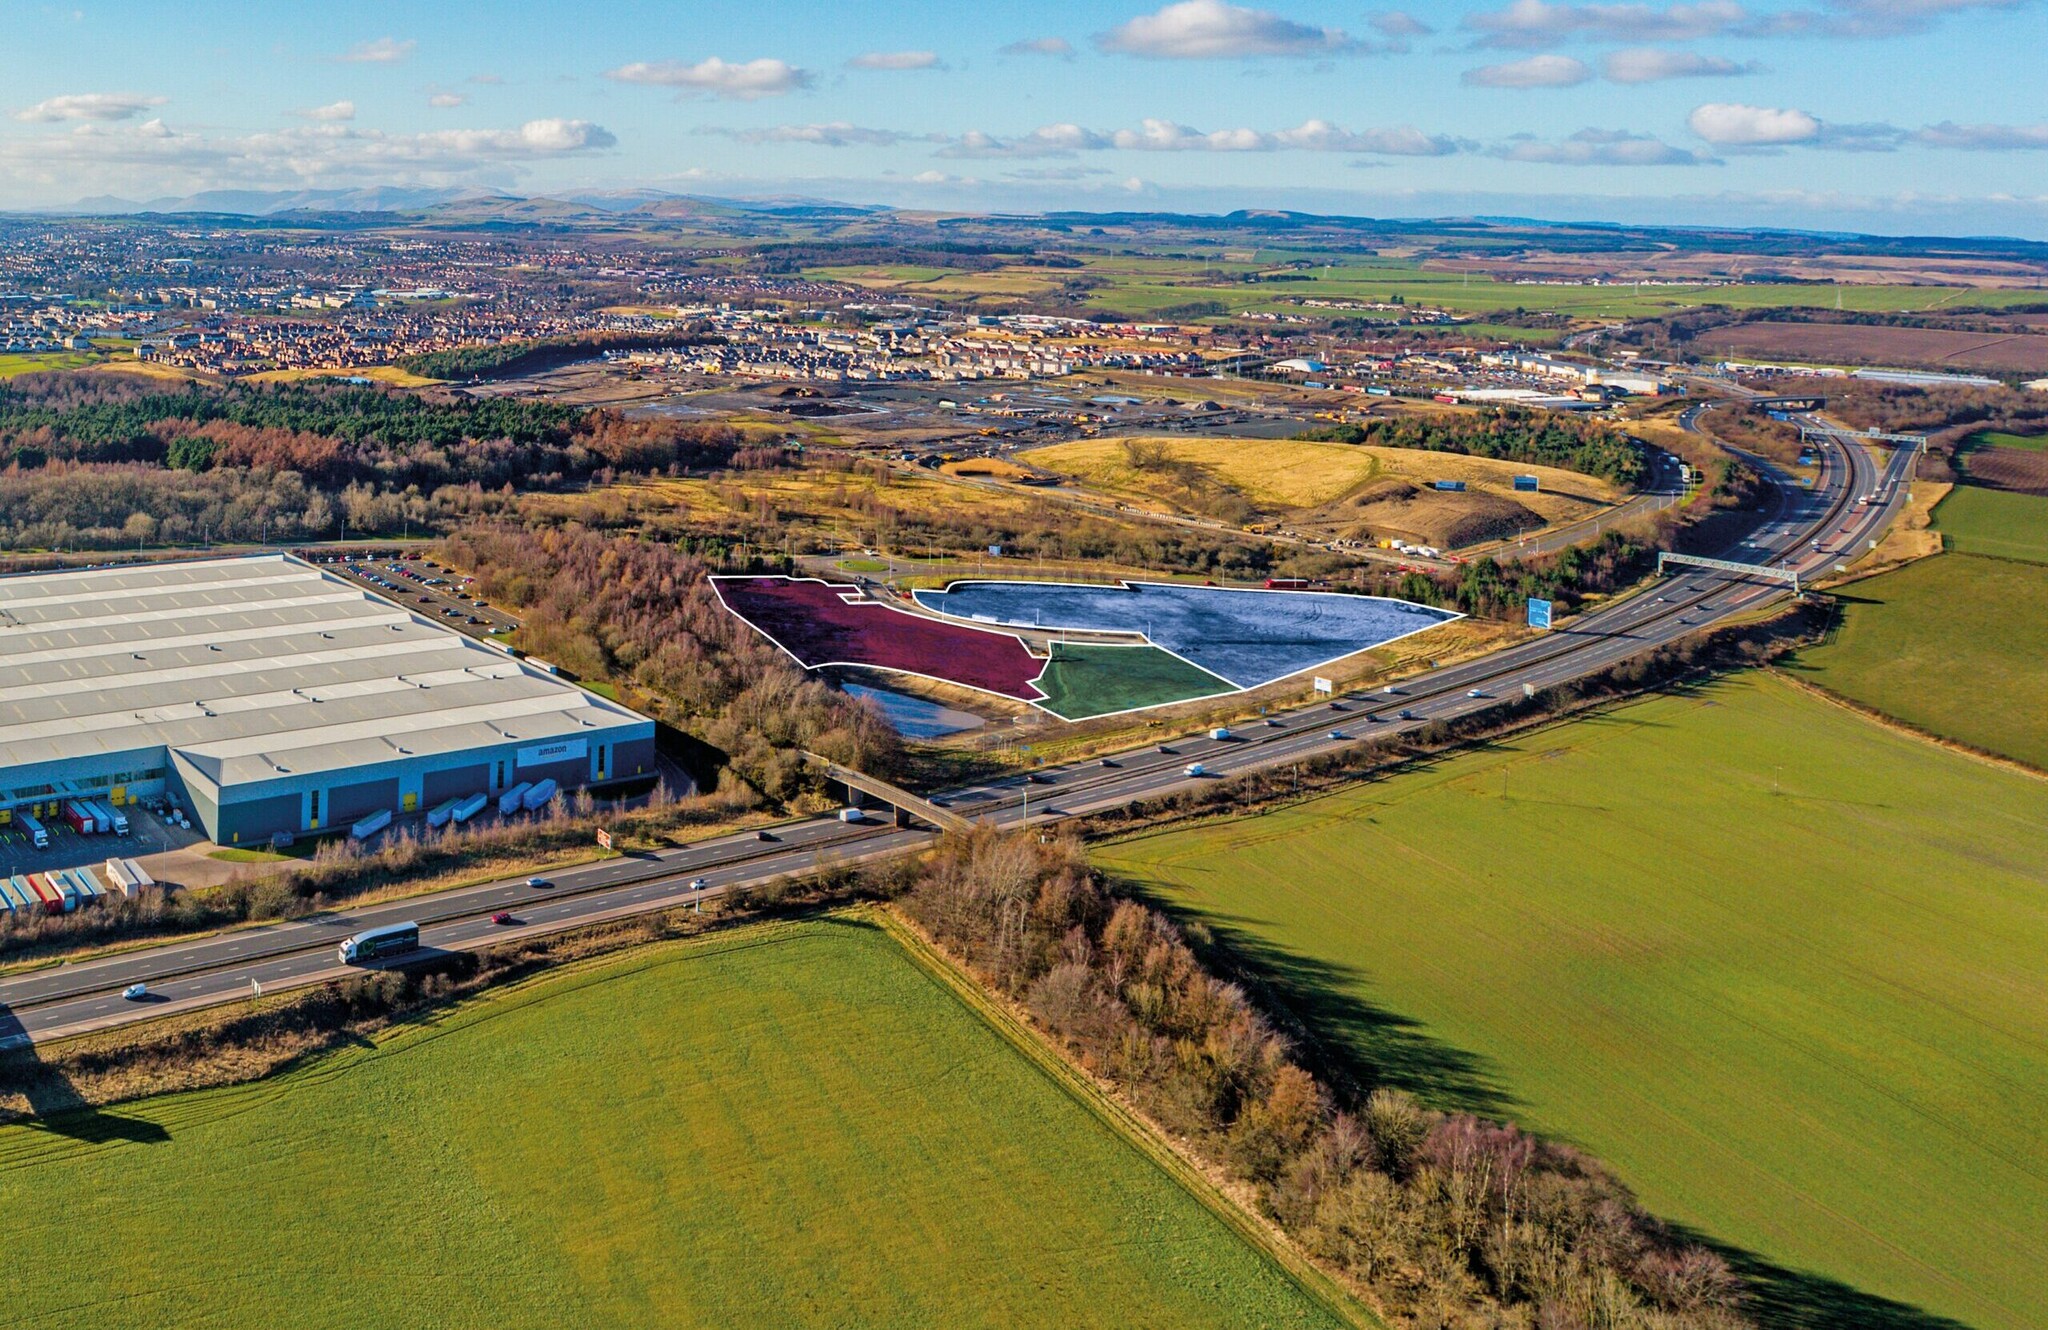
[491,911,515,926]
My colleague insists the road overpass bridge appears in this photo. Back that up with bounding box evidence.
[802,752,971,833]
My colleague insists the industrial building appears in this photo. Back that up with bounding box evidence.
[0,554,655,846]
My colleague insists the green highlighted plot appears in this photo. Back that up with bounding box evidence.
[0,918,1352,1330]
[1098,675,2048,1329]
[1033,642,1237,720]
[1933,485,2048,563]
[1799,552,2048,769]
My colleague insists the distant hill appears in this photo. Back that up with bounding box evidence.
[26,189,2048,265]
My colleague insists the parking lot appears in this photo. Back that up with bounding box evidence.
[0,801,237,891]
[315,552,522,639]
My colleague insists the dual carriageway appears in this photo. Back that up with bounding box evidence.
[0,410,1917,1047]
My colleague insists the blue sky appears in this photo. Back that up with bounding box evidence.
[3,0,2045,235]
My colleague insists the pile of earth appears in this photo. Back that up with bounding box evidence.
[1318,479,1543,549]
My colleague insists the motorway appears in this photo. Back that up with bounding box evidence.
[0,413,1917,1048]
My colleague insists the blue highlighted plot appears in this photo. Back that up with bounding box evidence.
[914,580,1459,691]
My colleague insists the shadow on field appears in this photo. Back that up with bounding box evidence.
[1128,898,1973,1330]
[1128,891,1517,1118]
[0,1026,170,1146]
[1702,1235,1973,1330]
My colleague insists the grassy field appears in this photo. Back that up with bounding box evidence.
[1963,429,2048,452]
[1096,674,2048,1330]
[246,365,442,387]
[1932,484,2048,562]
[1023,435,1618,526]
[1034,641,1237,719]
[1797,553,2048,769]
[0,917,1357,1329]
[807,255,2045,322]
[0,350,103,377]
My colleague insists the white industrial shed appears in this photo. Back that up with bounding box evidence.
[0,554,655,845]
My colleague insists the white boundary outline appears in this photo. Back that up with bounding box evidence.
[710,574,1054,705]
[1032,639,1239,722]
[711,574,1463,723]
[913,576,1465,689]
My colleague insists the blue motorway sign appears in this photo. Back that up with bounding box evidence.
[1527,597,1554,630]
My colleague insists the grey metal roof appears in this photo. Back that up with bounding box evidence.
[0,555,649,789]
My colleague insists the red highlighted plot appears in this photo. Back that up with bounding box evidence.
[713,576,1047,701]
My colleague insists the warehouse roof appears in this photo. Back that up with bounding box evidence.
[0,555,649,787]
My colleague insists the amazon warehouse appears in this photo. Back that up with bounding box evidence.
[0,554,656,846]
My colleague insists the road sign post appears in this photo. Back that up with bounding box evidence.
[1313,676,1334,695]
[596,828,613,851]
[1527,598,1553,630]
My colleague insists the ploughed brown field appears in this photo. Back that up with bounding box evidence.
[1695,321,2048,375]
[1966,446,2048,496]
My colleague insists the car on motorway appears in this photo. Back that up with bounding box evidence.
[1467,688,1488,698]
[122,982,148,1001]
[1183,762,1208,777]
[526,876,550,889]
[491,912,515,926]
[1099,757,1120,767]
[1397,709,1418,720]
[689,877,707,891]
[1328,729,1347,741]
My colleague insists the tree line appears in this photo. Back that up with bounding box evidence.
[0,373,762,549]
[900,830,1745,1326]
[1298,412,1648,487]
[438,522,901,797]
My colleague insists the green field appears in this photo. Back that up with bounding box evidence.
[0,918,1354,1330]
[1963,429,2048,452]
[0,351,102,377]
[807,254,2046,322]
[1034,641,1236,720]
[1933,485,2048,563]
[1798,553,2048,769]
[1096,674,2048,1330]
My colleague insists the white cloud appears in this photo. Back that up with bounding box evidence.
[336,37,415,64]
[708,122,923,147]
[1096,0,1362,58]
[1495,127,1715,164]
[847,50,941,70]
[1757,0,2030,38]
[1910,121,2048,150]
[604,57,813,100]
[291,101,357,123]
[1465,0,1750,46]
[14,92,167,123]
[1462,54,1594,86]
[1687,101,1820,144]
[0,117,616,189]
[429,93,468,108]
[1369,10,1435,36]
[1602,48,1757,81]
[999,36,1076,57]
[1464,0,2025,45]
[940,117,1460,158]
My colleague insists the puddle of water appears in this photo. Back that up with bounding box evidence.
[844,684,987,739]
